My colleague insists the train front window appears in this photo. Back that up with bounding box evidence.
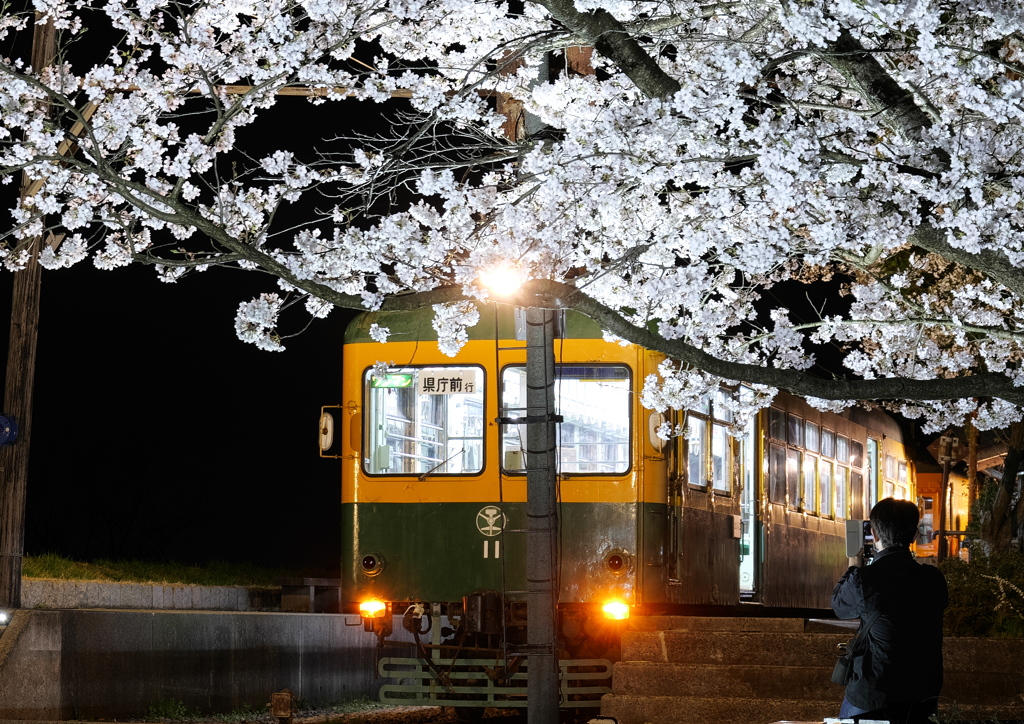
[364,366,484,476]
[501,365,630,474]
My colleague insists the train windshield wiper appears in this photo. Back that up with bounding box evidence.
[418,449,465,481]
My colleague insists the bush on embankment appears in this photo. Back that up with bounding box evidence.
[22,553,317,587]
[941,552,1024,637]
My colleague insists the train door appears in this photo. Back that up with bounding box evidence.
[867,438,880,510]
[665,388,745,605]
[738,397,759,598]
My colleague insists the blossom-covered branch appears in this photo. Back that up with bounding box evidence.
[2,0,1024,430]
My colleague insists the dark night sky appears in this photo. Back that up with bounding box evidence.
[1,261,353,572]
[0,18,376,571]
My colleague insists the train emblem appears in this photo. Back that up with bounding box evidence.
[476,506,505,536]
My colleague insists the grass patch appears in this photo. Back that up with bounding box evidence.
[136,697,392,723]
[211,705,268,723]
[145,699,202,721]
[22,553,327,587]
[320,697,392,716]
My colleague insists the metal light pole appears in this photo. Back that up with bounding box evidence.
[524,306,560,724]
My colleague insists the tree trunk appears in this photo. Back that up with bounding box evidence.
[981,421,1024,553]
[967,418,979,506]
[0,14,55,609]
[0,256,42,608]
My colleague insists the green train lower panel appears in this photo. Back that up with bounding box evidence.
[342,501,640,604]
[378,656,612,708]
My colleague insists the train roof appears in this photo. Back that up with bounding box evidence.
[772,390,907,444]
[344,303,606,344]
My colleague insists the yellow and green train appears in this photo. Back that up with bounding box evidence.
[327,303,916,710]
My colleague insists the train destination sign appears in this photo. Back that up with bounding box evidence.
[418,371,477,395]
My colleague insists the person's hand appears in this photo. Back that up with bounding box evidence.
[849,550,864,568]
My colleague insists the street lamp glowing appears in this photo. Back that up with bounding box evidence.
[479,266,524,297]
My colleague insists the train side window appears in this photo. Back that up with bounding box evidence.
[769,408,786,440]
[769,444,786,504]
[867,439,879,508]
[821,429,836,459]
[819,459,834,518]
[837,435,850,466]
[885,453,897,479]
[364,366,485,476]
[714,389,733,422]
[836,465,849,518]
[712,422,730,492]
[802,453,817,513]
[884,479,895,498]
[805,421,820,453]
[851,470,864,519]
[786,449,801,509]
[917,496,934,545]
[688,420,708,487]
[788,414,804,447]
[851,440,864,469]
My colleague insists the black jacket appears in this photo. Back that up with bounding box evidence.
[831,546,948,710]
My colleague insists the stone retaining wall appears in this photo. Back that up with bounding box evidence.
[21,579,278,612]
[0,608,377,720]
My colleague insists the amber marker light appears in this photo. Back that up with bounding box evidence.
[602,600,630,620]
[359,600,387,619]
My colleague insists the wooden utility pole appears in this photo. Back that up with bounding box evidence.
[0,15,56,609]
[936,435,958,562]
[495,47,593,724]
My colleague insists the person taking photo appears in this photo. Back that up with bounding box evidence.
[832,497,948,723]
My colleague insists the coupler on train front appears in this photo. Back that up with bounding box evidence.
[358,591,620,714]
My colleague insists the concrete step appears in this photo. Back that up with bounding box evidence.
[936,699,1024,722]
[943,670,1024,706]
[600,693,840,724]
[626,616,809,633]
[612,661,840,700]
[601,693,1024,724]
[621,629,850,666]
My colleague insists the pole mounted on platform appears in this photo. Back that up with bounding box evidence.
[524,307,560,724]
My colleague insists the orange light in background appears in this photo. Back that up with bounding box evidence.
[602,600,630,620]
[359,600,387,618]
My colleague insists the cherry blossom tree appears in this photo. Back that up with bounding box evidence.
[2,0,1024,433]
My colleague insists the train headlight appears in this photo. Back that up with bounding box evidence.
[602,600,630,620]
[359,600,387,619]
